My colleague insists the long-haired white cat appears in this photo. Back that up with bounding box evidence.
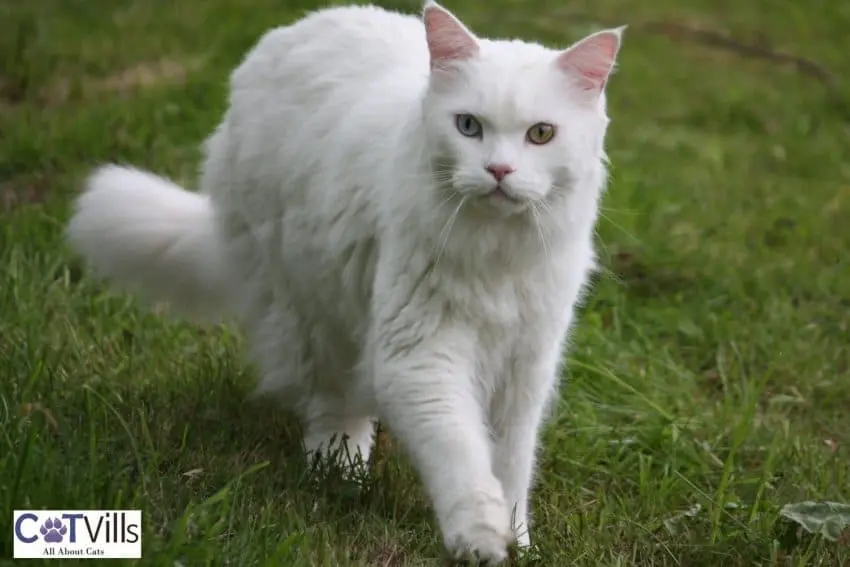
[67,2,624,563]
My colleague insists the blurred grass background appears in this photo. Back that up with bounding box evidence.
[1,0,849,565]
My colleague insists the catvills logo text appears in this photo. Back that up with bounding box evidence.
[13,510,142,559]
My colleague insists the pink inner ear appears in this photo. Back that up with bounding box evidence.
[556,30,622,92]
[423,2,479,69]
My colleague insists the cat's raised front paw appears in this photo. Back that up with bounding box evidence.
[440,490,514,565]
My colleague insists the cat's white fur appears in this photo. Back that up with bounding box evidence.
[67,2,623,563]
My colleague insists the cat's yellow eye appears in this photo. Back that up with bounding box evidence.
[526,123,556,145]
[455,114,483,138]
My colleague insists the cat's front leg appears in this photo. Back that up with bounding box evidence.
[372,332,514,564]
[492,347,562,549]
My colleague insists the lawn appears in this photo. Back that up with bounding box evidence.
[1,0,849,565]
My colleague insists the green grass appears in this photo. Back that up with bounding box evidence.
[2,0,849,564]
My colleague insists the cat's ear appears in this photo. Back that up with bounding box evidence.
[554,27,625,95]
[423,1,479,70]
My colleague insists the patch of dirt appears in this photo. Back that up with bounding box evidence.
[609,249,697,298]
[93,57,205,95]
[365,541,410,567]
[0,74,26,106]
[5,56,205,109]
[1,173,52,213]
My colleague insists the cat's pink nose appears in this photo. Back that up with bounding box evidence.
[486,164,515,182]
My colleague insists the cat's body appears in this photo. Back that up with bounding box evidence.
[67,2,623,563]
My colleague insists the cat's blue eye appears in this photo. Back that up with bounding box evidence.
[455,114,482,138]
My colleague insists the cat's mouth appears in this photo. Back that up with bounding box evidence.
[487,186,522,203]
[475,185,530,215]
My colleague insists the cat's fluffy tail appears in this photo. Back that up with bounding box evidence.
[67,165,232,321]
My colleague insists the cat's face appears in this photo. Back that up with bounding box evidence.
[422,2,623,215]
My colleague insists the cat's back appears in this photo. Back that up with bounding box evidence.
[231,5,428,103]
[222,4,430,216]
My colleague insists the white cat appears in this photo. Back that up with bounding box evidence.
[67,2,624,563]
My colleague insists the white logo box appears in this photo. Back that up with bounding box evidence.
[12,510,142,559]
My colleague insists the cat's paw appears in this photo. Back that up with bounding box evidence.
[440,490,514,565]
[304,441,372,485]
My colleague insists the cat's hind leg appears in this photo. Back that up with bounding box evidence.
[301,394,376,475]
[246,302,375,475]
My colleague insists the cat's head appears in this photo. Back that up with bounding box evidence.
[421,1,623,215]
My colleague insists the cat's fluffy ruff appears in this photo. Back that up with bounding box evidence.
[67,2,623,563]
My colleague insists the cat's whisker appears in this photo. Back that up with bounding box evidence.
[596,210,639,243]
[391,172,455,186]
[435,190,461,212]
[529,202,551,266]
[431,195,466,273]
[529,196,556,228]
[430,170,456,181]
[535,197,555,217]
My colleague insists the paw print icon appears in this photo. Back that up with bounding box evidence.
[40,518,68,543]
